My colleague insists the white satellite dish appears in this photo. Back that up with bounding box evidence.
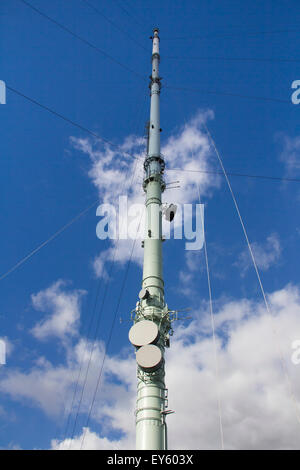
[136,344,163,371]
[164,204,177,222]
[129,320,159,347]
[139,288,150,300]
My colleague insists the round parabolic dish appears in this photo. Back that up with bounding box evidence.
[136,344,162,371]
[138,288,149,300]
[129,320,159,347]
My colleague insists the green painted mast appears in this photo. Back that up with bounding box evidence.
[129,28,171,450]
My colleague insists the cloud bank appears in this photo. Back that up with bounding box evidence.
[71,110,219,277]
[1,281,300,449]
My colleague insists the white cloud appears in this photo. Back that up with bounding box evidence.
[31,280,86,341]
[71,110,219,278]
[51,427,132,450]
[0,356,76,416]
[178,250,204,297]
[3,277,300,449]
[277,134,300,176]
[50,283,300,450]
[0,336,136,428]
[93,252,109,280]
[235,233,281,276]
[0,442,22,450]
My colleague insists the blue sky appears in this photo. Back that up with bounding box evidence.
[1,0,300,450]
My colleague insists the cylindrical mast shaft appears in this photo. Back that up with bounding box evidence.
[129,29,171,451]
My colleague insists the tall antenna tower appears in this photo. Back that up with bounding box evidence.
[129,28,172,450]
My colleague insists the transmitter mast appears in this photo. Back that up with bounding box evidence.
[129,28,172,450]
